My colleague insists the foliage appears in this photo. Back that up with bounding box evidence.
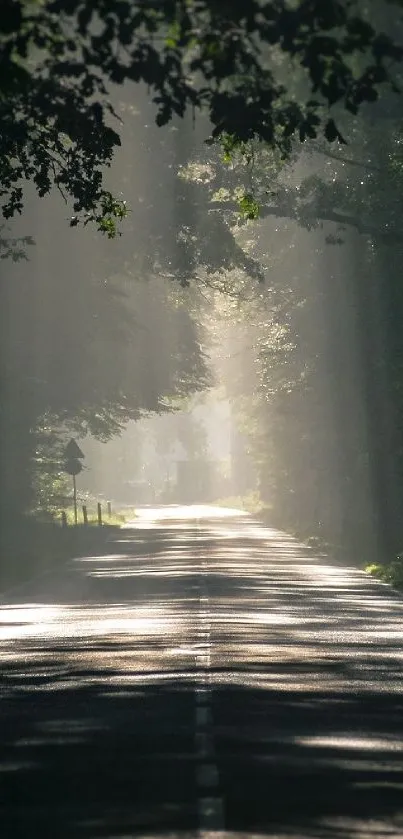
[214,490,266,514]
[1,1,403,229]
[31,421,71,515]
[0,249,210,518]
[365,557,403,588]
[0,225,35,260]
[62,506,126,526]
[196,56,403,563]
[238,192,260,222]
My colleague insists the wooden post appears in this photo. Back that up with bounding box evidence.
[82,505,88,525]
[107,501,112,518]
[61,510,67,528]
[73,474,77,525]
[97,502,102,526]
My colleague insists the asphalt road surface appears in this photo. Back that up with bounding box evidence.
[1,505,403,839]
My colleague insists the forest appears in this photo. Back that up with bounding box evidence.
[1,0,403,585]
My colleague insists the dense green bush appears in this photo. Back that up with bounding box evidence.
[365,556,403,589]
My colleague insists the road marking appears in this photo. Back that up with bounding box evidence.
[196,705,212,726]
[197,763,219,788]
[195,524,224,834]
[195,686,210,704]
[195,730,214,759]
[198,796,224,830]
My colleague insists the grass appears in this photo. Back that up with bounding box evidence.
[364,556,403,589]
[62,506,126,527]
[115,506,138,522]
[214,491,271,515]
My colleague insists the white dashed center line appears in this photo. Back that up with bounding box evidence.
[194,545,224,833]
[198,796,225,830]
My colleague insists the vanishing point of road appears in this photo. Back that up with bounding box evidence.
[1,505,403,839]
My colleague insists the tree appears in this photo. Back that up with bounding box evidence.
[1,1,403,233]
[0,238,210,519]
[187,54,403,562]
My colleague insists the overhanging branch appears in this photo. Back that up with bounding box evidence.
[209,201,402,244]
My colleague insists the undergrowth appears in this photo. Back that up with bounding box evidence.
[365,555,403,589]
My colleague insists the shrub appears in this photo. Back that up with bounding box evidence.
[365,556,403,589]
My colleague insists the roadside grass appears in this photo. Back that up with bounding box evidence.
[62,506,126,527]
[214,491,271,516]
[364,556,403,589]
[115,506,138,522]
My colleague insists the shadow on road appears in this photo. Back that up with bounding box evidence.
[0,674,196,837]
[1,666,403,837]
[213,682,403,837]
[0,513,403,837]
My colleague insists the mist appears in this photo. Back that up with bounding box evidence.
[3,4,403,836]
[1,73,402,573]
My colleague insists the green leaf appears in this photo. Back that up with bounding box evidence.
[238,192,260,220]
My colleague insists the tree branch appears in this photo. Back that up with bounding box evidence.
[310,146,383,172]
[259,204,401,242]
[209,201,402,243]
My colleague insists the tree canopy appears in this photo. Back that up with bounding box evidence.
[1,0,403,233]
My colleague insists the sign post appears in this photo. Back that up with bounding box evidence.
[73,473,78,525]
[63,439,85,525]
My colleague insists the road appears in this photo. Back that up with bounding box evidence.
[1,504,403,839]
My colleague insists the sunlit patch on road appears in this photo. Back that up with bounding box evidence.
[296,735,403,752]
[0,604,184,642]
[128,504,248,523]
[1,507,403,837]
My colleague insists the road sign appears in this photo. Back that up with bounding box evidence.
[65,438,85,459]
[64,459,83,477]
[63,439,85,525]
